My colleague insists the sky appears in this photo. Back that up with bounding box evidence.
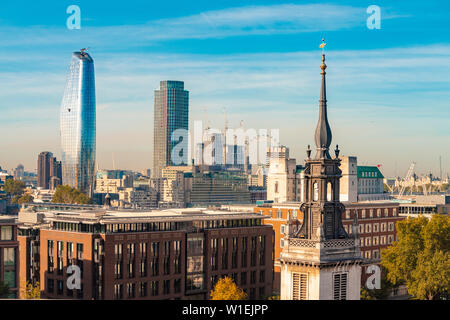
[0,0,449,178]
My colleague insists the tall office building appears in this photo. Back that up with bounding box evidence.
[37,152,53,189]
[60,50,96,196]
[153,81,189,178]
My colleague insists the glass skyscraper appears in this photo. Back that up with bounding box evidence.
[59,50,96,196]
[153,80,189,178]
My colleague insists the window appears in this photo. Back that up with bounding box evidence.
[163,280,170,295]
[0,226,13,240]
[381,223,387,232]
[47,279,54,293]
[57,280,64,295]
[373,223,379,233]
[240,272,247,285]
[345,210,350,219]
[388,222,395,232]
[377,209,381,218]
[250,271,256,284]
[280,225,286,235]
[373,250,380,259]
[260,270,265,283]
[361,210,366,219]
[292,273,307,300]
[280,239,285,248]
[384,209,389,217]
[174,279,181,293]
[359,224,364,234]
[276,209,282,219]
[127,283,135,298]
[369,209,374,218]
[139,282,147,297]
[114,284,123,299]
[365,224,372,234]
[373,236,379,246]
[388,235,394,244]
[393,208,397,216]
[115,262,122,279]
[313,182,319,201]
[151,281,159,296]
[333,273,347,300]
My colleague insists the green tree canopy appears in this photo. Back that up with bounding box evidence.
[381,214,450,300]
[210,276,247,300]
[3,179,25,196]
[12,193,34,205]
[52,185,92,204]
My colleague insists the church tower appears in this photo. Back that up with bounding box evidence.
[280,40,362,300]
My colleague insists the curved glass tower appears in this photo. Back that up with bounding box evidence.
[60,50,96,196]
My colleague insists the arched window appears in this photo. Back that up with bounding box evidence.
[313,182,319,201]
[327,182,332,201]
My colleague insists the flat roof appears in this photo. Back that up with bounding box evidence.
[25,207,267,224]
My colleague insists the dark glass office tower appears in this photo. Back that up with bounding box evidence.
[59,50,96,196]
[153,81,189,178]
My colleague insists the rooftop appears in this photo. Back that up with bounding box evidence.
[19,206,267,225]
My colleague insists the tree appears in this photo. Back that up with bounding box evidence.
[3,179,25,196]
[0,280,10,298]
[23,281,40,299]
[210,276,247,300]
[12,193,34,205]
[381,215,450,300]
[52,185,92,204]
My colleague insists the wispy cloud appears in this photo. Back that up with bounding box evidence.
[0,4,374,47]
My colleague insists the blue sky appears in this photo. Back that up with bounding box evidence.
[0,0,449,177]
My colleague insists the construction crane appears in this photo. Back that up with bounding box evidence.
[398,162,415,197]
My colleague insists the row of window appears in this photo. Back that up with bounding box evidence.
[345,208,397,219]
[114,256,182,279]
[342,222,395,235]
[360,235,395,247]
[52,219,263,234]
[114,241,182,259]
[114,279,182,299]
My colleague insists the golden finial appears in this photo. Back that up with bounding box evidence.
[319,38,327,54]
[319,38,327,73]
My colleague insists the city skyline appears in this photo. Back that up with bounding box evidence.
[0,1,449,177]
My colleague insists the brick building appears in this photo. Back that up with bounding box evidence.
[17,206,273,300]
[254,201,404,293]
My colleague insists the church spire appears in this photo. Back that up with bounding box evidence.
[314,38,332,159]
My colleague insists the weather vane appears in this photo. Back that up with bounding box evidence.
[319,38,327,54]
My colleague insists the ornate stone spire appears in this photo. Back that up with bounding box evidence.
[314,39,332,159]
